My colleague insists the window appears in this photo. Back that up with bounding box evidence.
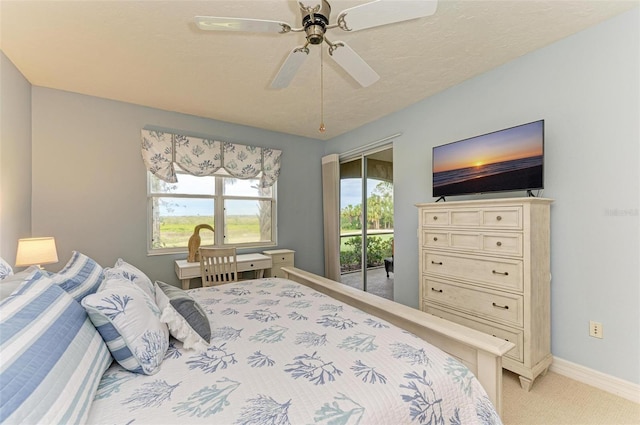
[148,170,276,254]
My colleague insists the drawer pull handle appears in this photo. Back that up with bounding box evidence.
[492,334,511,342]
[431,261,443,265]
[433,237,438,241]
[492,270,509,276]
[250,263,254,267]
[496,215,502,221]
[496,241,502,247]
[433,216,438,220]
[431,288,443,293]
[492,302,509,310]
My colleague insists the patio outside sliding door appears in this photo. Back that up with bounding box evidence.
[339,147,393,299]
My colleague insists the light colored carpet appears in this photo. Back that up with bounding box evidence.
[502,370,640,425]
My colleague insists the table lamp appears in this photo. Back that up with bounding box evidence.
[15,237,59,269]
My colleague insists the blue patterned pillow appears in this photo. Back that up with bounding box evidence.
[51,251,104,302]
[0,256,13,279]
[0,272,112,424]
[103,258,155,299]
[81,279,169,375]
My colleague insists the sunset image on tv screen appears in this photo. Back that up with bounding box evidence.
[433,120,544,197]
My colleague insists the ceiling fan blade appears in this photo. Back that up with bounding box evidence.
[195,16,289,33]
[328,41,380,87]
[271,48,310,89]
[337,0,438,32]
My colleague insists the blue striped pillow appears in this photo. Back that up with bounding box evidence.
[0,273,112,424]
[51,251,104,302]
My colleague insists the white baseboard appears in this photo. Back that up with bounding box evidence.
[551,356,640,404]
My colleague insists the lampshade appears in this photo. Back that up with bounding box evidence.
[15,237,59,268]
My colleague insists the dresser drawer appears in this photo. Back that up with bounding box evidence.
[424,251,523,291]
[422,210,449,226]
[239,258,272,271]
[263,250,295,277]
[270,253,294,265]
[481,233,522,256]
[422,206,522,230]
[267,266,289,278]
[481,207,522,229]
[423,230,523,257]
[423,231,450,248]
[425,304,523,362]
[424,278,524,327]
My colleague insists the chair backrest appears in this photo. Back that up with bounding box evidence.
[199,247,238,286]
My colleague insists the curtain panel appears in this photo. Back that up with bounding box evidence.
[321,154,341,281]
[141,129,282,188]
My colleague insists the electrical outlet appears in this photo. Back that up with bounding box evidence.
[589,321,603,339]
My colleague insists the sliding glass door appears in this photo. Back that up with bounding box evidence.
[339,147,394,299]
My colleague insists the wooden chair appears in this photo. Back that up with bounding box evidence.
[199,247,238,286]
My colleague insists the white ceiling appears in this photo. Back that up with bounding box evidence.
[1,1,637,140]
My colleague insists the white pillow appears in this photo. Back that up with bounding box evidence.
[155,281,211,352]
[0,257,13,280]
[104,258,155,299]
[81,278,169,375]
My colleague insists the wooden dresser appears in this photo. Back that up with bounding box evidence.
[263,249,295,278]
[417,197,552,390]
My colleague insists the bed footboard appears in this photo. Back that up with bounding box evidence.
[282,267,514,416]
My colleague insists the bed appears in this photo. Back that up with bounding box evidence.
[0,253,513,425]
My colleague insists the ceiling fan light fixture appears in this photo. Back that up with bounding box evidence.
[305,24,326,45]
[301,0,331,45]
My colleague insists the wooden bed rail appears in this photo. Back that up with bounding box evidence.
[282,266,514,416]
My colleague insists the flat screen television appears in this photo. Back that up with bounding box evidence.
[432,120,544,198]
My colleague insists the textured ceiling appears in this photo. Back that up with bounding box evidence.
[1,1,637,140]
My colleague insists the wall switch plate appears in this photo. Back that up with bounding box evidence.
[589,321,603,339]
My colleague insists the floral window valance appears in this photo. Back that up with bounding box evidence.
[141,129,282,188]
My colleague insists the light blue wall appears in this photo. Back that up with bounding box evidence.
[0,51,32,261]
[326,9,639,384]
[30,88,326,285]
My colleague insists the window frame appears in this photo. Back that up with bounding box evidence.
[147,170,277,256]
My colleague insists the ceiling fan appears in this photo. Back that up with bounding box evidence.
[195,0,438,89]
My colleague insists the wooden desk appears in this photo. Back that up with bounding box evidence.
[175,253,272,289]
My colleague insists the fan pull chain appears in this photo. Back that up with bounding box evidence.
[319,47,326,133]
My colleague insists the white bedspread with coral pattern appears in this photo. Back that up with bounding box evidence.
[87,278,501,424]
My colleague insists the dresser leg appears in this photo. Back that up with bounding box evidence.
[518,375,533,391]
[181,279,191,290]
[540,366,550,377]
